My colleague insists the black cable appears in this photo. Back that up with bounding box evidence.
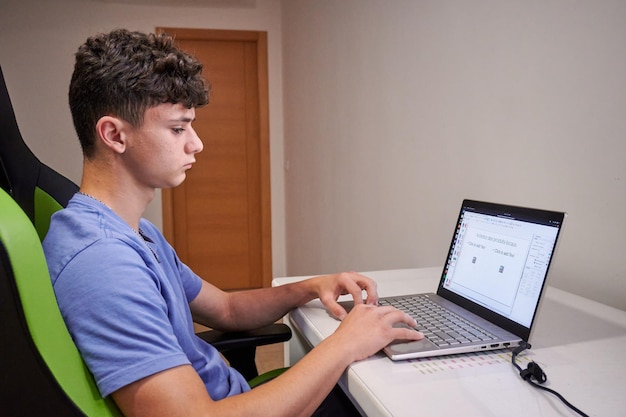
[511,342,589,417]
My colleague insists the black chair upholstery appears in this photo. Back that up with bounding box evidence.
[0,69,78,225]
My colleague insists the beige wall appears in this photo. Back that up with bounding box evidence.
[282,0,626,310]
[0,0,287,277]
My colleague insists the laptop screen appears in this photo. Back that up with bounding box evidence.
[439,200,565,335]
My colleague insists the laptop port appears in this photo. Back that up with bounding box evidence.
[490,343,500,348]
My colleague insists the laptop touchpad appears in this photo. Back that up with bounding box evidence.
[388,337,438,353]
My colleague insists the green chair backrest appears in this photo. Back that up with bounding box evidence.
[0,189,121,416]
[34,186,64,241]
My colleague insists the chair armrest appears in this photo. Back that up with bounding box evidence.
[196,323,292,352]
[196,323,292,381]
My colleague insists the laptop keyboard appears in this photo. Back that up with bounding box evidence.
[379,294,497,347]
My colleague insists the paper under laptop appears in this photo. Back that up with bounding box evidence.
[344,199,566,360]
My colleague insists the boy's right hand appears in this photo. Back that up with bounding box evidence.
[331,303,424,362]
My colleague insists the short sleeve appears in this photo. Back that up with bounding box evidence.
[54,238,192,397]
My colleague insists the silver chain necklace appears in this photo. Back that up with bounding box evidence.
[78,191,111,210]
[78,191,160,262]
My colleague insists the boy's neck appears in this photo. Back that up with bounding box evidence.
[80,162,154,232]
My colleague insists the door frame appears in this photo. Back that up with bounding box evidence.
[157,27,273,288]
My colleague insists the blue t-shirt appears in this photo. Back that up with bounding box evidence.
[43,194,250,398]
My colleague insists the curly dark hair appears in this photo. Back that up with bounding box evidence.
[69,29,210,158]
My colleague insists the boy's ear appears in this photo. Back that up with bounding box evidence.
[95,115,127,154]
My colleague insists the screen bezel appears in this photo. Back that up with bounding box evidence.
[436,199,566,341]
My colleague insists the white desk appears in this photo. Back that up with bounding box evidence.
[273,268,626,417]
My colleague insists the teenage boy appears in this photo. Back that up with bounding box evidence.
[43,29,422,417]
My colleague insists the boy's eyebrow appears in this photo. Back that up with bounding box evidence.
[170,117,195,123]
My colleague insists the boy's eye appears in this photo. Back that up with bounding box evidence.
[172,128,185,134]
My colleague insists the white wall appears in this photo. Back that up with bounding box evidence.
[0,0,287,277]
[282,0,626,310]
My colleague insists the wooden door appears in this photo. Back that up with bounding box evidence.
[158,28,272,291]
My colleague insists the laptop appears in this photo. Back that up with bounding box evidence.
[344,199,566,360]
